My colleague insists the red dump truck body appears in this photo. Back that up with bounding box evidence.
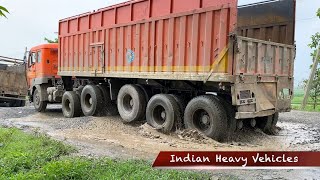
[58,0,237,80]
[58,0,295,81]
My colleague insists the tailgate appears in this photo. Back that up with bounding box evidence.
[234,36,295,77]
[232,36,295,119]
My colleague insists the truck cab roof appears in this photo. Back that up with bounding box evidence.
[30,43,58,51]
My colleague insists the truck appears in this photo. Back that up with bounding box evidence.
[0,56,28,107]
[26,0,296,142]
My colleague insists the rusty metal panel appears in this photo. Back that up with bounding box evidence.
[58,0,237,81]
[238,0,295,45]
[0,64,28,98]
[234,36,295,77]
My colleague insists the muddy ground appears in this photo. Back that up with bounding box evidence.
[0,104,319,179]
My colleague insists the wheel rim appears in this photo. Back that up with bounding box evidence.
[34,91,40,108]
[193,109,211,132]
[84,93,93,110]
[123,94,134,112]
[152,105,166,125]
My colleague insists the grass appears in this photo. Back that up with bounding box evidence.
[0,128,210,180]
[291,89,320,112]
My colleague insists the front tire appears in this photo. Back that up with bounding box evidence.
[62,91,81,118]
[33,89,47,112]
[184,95,228,142]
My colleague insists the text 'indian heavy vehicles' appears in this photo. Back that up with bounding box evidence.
[30,0,296,142]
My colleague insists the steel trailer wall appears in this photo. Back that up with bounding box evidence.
[58,0,237,82]
[237,0,296,45]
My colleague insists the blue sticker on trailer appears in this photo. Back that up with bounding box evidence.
[126,49,135,64]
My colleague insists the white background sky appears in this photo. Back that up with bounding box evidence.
[0,0,319,86]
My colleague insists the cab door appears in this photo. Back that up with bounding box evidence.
[27,52,37,87]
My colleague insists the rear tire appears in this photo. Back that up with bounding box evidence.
[214,96,237,134]
[97,85,118,116]
[117,84,146,123]
[169,94,185,130]
[20,100,26,107]
[33,89,47,112]
[146,94,179,133]
[257,113,279,135]
[81,85,103,116]
[62,91,81,118]
[184,95,228,142]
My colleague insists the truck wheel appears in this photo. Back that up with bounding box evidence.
[215,96,237,134]
[257,113,279,135]
[136,84,151,102]
[33,89,47,112]
[146,94,180,133]
[8,100,17,107]
[81,85,103,116]
[62,91,81,118]
[13,100,25,107]
[20,100,26,107]
[117,84,146,123]
[97,85,118,116]
[184,95,228,142]
[169,94,186,130]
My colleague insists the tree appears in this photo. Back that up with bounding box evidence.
[303,71,320,110]
[0,6,9,18]
[304,8,320,110]
[44,37,58,43]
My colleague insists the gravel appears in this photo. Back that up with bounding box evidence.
[0,105,320,179]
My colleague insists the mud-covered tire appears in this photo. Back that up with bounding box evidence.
[33,89,47,112]
[146,94,179,133]
[15,100,25,107]
[184,95,228,142]
[169,94,186,130]
[97,85,118,116]
[20,100,26,107]
[8,100,24,107]
[257,113,279,135]
[214,96,237,134]
[62,91,81,118]
[117,84,146,123]
[81,85,103,116]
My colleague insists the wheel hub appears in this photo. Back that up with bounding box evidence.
[130,99,134,107]
[89,98,93,105]
[35,95,40,105]
[201,115,210,125]
[161,111,166,119]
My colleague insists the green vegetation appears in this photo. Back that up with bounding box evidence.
[44,37,58,43]
[301,8,320,111]
[292,89,320,112]
[0,128,209,179]
[0,6,9,18]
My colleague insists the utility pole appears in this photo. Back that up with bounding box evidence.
[301,46,320,110]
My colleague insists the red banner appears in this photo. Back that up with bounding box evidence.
[153,151,320,169]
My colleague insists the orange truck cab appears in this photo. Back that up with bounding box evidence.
[27,43,63,111]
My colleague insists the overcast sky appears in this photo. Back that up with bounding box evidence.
[0,0,319,86]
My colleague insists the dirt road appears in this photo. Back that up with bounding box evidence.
[0,105,319,179]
